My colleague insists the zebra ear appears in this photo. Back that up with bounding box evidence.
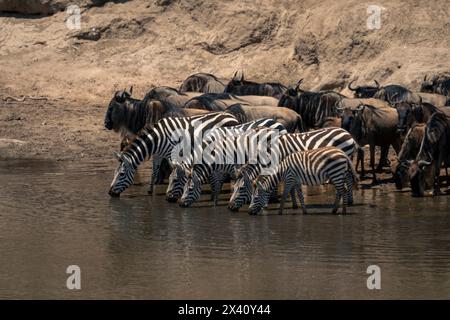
[113,151,122,161]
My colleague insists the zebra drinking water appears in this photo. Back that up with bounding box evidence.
[248,146,358,215]
[108,112,239,197]
[228,127,357,211]
[165,118,287,202]
[178,126,286,207]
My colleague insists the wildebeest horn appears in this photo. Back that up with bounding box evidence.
[295,78,304,91]
[417,160,431,167]
[387,92,399,106]
[129,86,133,95]
[348,80,357,91]
[423,75,427,81]
[356,104,365,111]
[406,160,414,165]
[374,80,380,88]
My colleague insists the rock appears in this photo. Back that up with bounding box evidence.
[293,33,319,66]
[0,0,125,15]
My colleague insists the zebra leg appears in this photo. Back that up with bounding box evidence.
[290,188,298,209]
[279,183,292,215]
[332,179,346,214]
[148,156,162,195]
[295,184,307,214]
[346,171,354,206]
[268,186,279,203]
[210,172,224,206]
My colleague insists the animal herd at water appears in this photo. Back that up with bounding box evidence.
[105,72,450,214]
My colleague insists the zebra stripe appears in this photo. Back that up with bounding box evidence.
[108,112,239,196]
[228,127,357,211]
[248,146,358,215]
[166,118,287,202]
[178,123,287,207]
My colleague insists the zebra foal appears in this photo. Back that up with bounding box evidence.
[248,147,358,215]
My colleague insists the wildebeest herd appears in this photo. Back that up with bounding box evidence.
[105,71,450,214]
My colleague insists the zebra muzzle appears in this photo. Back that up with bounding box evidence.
[108,189,120,198]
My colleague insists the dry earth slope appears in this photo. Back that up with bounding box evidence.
[0,0,449,160]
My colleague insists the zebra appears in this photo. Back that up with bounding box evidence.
[165,118,287,202]
[108,112,239,197]
[248,146,358,215]
[228,127,357,211]
[178,126,287,207]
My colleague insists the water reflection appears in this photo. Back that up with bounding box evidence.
[0,160,449,299]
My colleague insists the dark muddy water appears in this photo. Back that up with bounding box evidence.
[1,160,450,299]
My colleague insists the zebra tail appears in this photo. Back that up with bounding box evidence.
[346,154,359,188]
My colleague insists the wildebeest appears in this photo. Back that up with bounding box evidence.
[179,73,226,94]
[224,71,287,98]
[225,104,304,133]
[421,74,450,96]
[105,89,208,184]
[341,103,402,184]
[409,111,450,196]
[393,123,426,190]
[395,101,449,134]
[348,80,421,104]
[416,92,449,107]
[184,93,279,111]
[278,79,345,130]
[144,86,201,108]
[105,90,208,138]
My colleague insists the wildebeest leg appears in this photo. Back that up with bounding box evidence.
[433,157,443,196]
[148,156,162,194]
[376,146,389,172]
[295,184,307,214]
[356,147,365,179]
[370,144,378,185]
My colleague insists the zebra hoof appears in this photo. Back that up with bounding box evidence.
[332,208,338,214]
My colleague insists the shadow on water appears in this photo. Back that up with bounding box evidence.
[1,160,450,299]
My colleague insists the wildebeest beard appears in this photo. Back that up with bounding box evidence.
[108,98,149,134]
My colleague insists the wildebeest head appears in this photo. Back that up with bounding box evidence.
[348,80,380,98]
[409,159,436,197]
[224,71,246,93]
[105,87,133,130]
[278,79,303,108]
[340,104,364,132]
[420,75,437,93]
[393,160,410,190]
[394,101,421,134]
[408,161,425,197]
